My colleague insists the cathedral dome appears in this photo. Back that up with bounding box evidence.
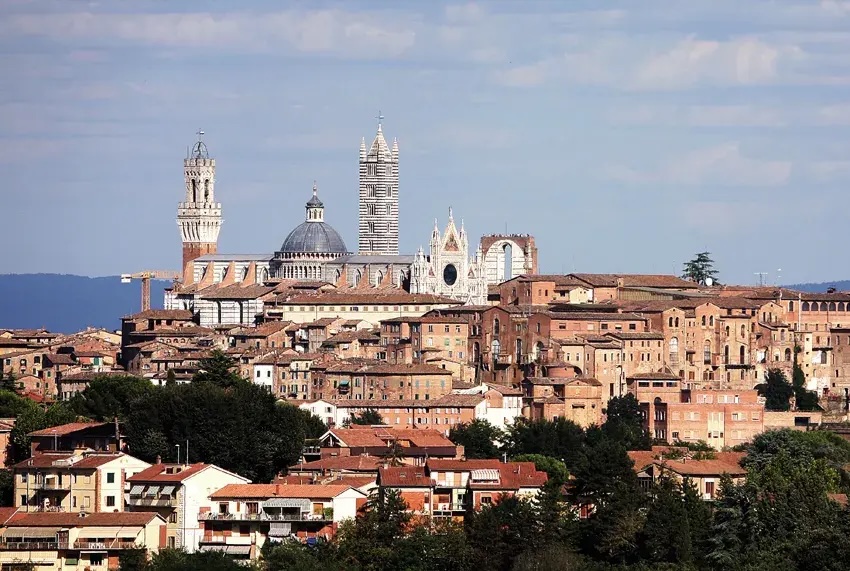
[278,182,348,255]
[279,221,348,254]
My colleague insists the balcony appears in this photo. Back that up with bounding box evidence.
[126,495,177,507]
[432,503,466,513]
[1,541,69,551]
[33,480,71,491]
[198,511,331,522]
[74,539,137,550]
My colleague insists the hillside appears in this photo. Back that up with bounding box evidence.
[784,281,850,293]
[0,274,170,333]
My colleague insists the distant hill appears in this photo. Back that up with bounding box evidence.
[784,281,850,293]
[0,274,170,333]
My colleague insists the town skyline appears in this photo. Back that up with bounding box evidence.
[3,0,850,284]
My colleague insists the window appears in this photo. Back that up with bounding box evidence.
[106,495,116,507]
[170,512,178,523]
[106,472,115,484]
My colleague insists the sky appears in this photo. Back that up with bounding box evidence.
[2,0,850,285]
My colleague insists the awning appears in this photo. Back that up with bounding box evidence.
[199,545,228,553]
[263,498,311,510]
[144,486,160,496]
[160,485,175,496]
[227,545,251,556]
[129,485,144,495]
[338,380,350,386]
[78,527,141,539]
[268,522,292,538]
[1,527,61,538]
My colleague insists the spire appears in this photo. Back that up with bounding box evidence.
[359,137,367,161]
[392,137,398,155]
[448,207,453,222]
[376,110,385,132]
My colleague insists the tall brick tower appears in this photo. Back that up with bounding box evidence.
[358,112,399,255]
[177,130,222,282]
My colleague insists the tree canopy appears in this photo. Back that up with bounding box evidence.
[347,408,383,426]
[682,251,719,285]
[449,419,504,459]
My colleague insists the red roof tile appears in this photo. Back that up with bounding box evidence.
[210,483,354,499]
[127,463,211,483]
[10,512,160,527]
[378,466,431,487]
[28,422,109,437]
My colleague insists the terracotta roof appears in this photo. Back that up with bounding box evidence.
[483,383,524,396]
[125,309,194,320]
[363,363,453,375]
[228,322,291,337]
[9,512,160,527]
[12,452,129,470]
[548,311,646,321]
[628,449,746,477]
[323,331,380,345]
[201,285,276,300]
[605,332,664,340]
[291,455,383,472]
[570,273,698,289]
[28,422,109,437]
[378,466,431,487]
[127,463,211,483]
[0,508,20,526]
[276,290,462,306]
[427,459,503,471]
[627,372,681,381]
[468,462,548,490]
[210,483,354,500]
[327,427,455,448]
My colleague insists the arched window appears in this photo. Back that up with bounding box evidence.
[191,179,197,202]
[491,339,501,356]
[740,324,746,338]
[840,302,846,312]
[502,243,513,281]
[204,179,210,201]
[784,348,792,361]
[374,271,383,287]
[789,300,794,312]
[703,341,711,364]
[216,301,223,324]
[675,317,679,327]
[239,302,244,324]
[709,316,714,326]
[533,341,544,361]
[725,326,730,337]
[802,301,810,311]
[701,315,706,326]
[335,269,342,283]
[821,302,829,311]
[724,345,730,364]
[829,302,837,311]
[739,345,746,364]
[493,318,501,336]
[668,317,673,327]
[473,342,480,363]
[354,270,362,286]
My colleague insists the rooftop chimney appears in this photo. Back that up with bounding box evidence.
[155,455,162,465]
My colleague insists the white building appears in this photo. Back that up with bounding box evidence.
[126,462,250,552]
[358,116,399,256]
[410,209,487,305]
[452,382,524,431]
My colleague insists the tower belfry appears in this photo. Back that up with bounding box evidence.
[177,129,222,282]
[358,113,399,255]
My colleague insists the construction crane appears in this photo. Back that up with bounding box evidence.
[121,270,181,312]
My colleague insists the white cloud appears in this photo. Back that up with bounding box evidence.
[2,9,417,58]
[609,104,785,127]
[610,143,792,187]
[631,37,798,90]
[492,61,551,87]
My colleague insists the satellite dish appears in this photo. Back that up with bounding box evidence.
[705,278,714,286]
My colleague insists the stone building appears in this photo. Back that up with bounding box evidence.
[177,132,222,279]
[358,117,399,255]
[410,210,487,305]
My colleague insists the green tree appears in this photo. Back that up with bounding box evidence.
[145,549,247,571]
[193,350,244,388]
[792,364,820,411]
[261,539,344,571]
[293,406,328,439]
[504,417,584,468]
[118,548,149,571]
[0,372,16,393]
[0,469,13,507]
[165,368,177,386]
[347,408,383,426]
[757,369,795,411]
[570,426,637,506]
[335,489,411,570]
[9,401,78,463]
[511,454,569,486]
[682,251,719,285]
[602,394,650,451]
[69,374,154,421]
[641,475,692,565]
[449,419,504,459]
[466,494,543,571]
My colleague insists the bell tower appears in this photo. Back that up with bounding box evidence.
[358,112,399,255]
[177,130,222,282]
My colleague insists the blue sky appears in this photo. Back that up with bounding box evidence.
[2,0,849,285]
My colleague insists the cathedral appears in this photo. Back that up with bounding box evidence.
[168,118,538,322]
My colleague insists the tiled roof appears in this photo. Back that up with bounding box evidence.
[228,322,291,337]
[605,332,665,340]
[28,422,109,437]
[201,285,276,300]
[427,459,503,471]
[364,363,453,375]
[548,311,646,321]
[328,427,455,448]
[468,462,548,490]
[276,290,462,306]
[12,452,128,470]
[570,273,698,289]
[9,512,160,527]
[627,372,681,381]
[323,331,380,345]
[0,507,20,526]
[44,353,76,365]
[210,483,354,500]
[127,463,210,483]
[378,466,431,487]
[292,455,383,472]
[629,450,746,477]
[125,309,194,320]
[483,383,524,396]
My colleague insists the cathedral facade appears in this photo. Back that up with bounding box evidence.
[410,210,487,305]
